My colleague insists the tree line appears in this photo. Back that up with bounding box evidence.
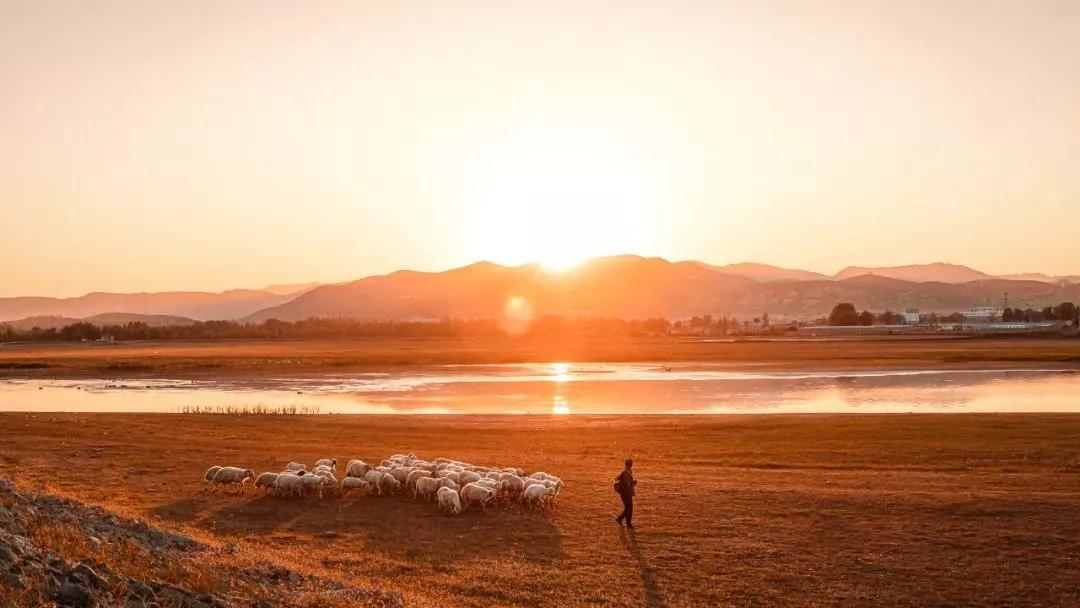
[828,302,1080,326]
[0,316,674,343]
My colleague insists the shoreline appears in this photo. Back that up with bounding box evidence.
[2,335,1079,380]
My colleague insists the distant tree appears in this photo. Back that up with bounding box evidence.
[1042,306,1056,320]
[1053,302,1077,323]
[1002,308,1014,322]
[828,303,859,326]
[762,312,769,327]
[858,310,874,326]
[878,310,897,325]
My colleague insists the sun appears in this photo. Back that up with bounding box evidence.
[456,123,657,270]
[539,253,583,272]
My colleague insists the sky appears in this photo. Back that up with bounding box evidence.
[2,1,1079,297]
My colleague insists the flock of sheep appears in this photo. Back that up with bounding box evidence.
[202,453,563,515]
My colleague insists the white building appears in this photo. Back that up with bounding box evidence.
[901,308,921,325]
[962,306,1003,323]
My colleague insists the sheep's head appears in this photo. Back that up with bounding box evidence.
[244,469,255,480]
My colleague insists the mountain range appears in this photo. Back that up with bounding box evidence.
[3,258,1080,325]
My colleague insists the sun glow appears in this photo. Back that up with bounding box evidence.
[457,122,658,271]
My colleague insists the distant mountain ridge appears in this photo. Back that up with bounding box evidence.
[244,256,1080,322]
[832,263,993,283]
[703,262,830,283]
[4,259,1080,324]
[0,287,308,323]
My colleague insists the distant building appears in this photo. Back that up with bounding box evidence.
[901,308,921,325]
[962,306,1003,323]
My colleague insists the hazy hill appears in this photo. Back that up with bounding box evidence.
[245,255,757,322]
[833,263,993,283]
[731,276,1080,317]
[707,262,830,282]
[998,273,1080,284]
[3,313,198,331]
[244,257,1080,322]
[258,282,322,295]
[6,259,1080,325]
[0,289,302,323]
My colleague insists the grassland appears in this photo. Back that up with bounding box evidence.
[1,413,1078,606]
[2,335,1080,378]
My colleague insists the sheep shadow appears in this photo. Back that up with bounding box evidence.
[620,528,666,608]
[152,490,563,565]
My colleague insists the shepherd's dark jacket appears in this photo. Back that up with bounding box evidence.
[617,469,636,497]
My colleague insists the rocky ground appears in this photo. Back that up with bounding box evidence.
[0,477,402,607]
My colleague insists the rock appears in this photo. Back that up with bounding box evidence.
[1,571,27,590]
[167,532,198,549]
[72,562,107,587]
[55,579,96,607]
[124,577,155,599]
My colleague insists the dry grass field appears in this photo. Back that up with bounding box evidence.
[2,336,1080,379]
[2,413,1078,606]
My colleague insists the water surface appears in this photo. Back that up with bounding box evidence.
[2,363,1078,414]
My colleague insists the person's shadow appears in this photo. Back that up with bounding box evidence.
[620,527,665,608]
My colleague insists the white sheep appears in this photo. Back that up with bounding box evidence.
[414,476,443,501]
[285,462,306,472]
[458,471,482,486]
[437,486,462,515]
[522,484,556,509]
[314,458,337,471]
[460,482,497,511]
[501,474,527,496]
[315,469,338,485]
[388,467,414,484]
[274,471,306,498]
[378,472,401,495]
[437,470,461,484]
[345,460,372,478]
[300,471,329,498]
[254,472,279,493]
[341,476,371,496]
[363,470,391,495]
[202,466,222,490]
[406,469,432,494]
[211,467,255,493]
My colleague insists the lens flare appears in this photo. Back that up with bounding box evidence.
[499,296,534,336]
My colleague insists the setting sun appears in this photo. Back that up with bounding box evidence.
[455,123,657,272]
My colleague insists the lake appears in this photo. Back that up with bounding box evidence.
[2,363,1079,414]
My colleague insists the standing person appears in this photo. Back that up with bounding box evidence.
[614,458,637,528]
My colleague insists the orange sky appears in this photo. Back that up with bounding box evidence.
[3,1,1079,297]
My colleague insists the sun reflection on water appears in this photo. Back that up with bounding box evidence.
[552,394,571,414]
[550,362,571,383]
